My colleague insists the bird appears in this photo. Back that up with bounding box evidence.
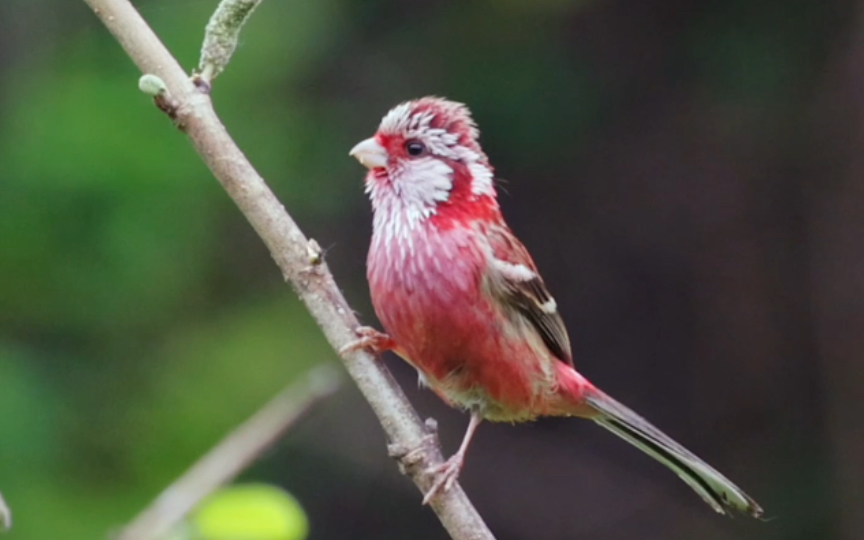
[347,96,763,517]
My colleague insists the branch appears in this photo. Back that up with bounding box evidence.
[81,1,495,539]
[0,491,9,532]
[197,0,265,84]
[115,365,341,540]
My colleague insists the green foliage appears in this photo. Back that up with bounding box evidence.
[0,3,338,538]
[192,484,309,540]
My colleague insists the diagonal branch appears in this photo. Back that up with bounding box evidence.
[116,365,341,540]
[0,490,9,532]
[81,1,495,539]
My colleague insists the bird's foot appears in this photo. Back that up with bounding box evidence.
[339,326,395,356]
[421,451,465,505]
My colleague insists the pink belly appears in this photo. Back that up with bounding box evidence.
[368,223,574,421]
[370,261,560,421]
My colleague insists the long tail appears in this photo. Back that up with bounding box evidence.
[585,388,763,517]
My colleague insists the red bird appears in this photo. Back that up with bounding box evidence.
[349,96,762,516]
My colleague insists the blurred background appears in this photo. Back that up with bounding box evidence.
[0,0,860,538]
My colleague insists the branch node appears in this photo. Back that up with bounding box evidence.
[191,74,213,95]
[197,0,265,85]
[306,239,323,265]
[388,418,442,476]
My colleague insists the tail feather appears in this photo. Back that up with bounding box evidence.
[585,389,763,518]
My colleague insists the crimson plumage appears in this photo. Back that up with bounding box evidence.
[350,97,762,516]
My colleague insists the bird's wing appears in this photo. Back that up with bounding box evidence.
[484,223,573,366]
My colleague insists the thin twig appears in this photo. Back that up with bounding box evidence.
[116,365,341,540]
[81,1,495,539]
[198,0,266,84]
[0,491,10,531]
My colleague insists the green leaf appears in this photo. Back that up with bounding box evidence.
[193,484,309,540]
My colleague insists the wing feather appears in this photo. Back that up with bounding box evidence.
[484,224,573,366]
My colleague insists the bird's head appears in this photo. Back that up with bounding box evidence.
[351,97,497,223]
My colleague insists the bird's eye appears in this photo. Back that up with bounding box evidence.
[405,141,426,157]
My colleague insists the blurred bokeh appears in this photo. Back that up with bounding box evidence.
[0,0,860,538]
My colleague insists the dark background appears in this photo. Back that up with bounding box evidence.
[0,0,860,539]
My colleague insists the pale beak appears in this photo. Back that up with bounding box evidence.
[349,137,389,169]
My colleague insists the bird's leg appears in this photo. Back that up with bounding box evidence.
[339,326,396,356]
[422,412,483,505]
